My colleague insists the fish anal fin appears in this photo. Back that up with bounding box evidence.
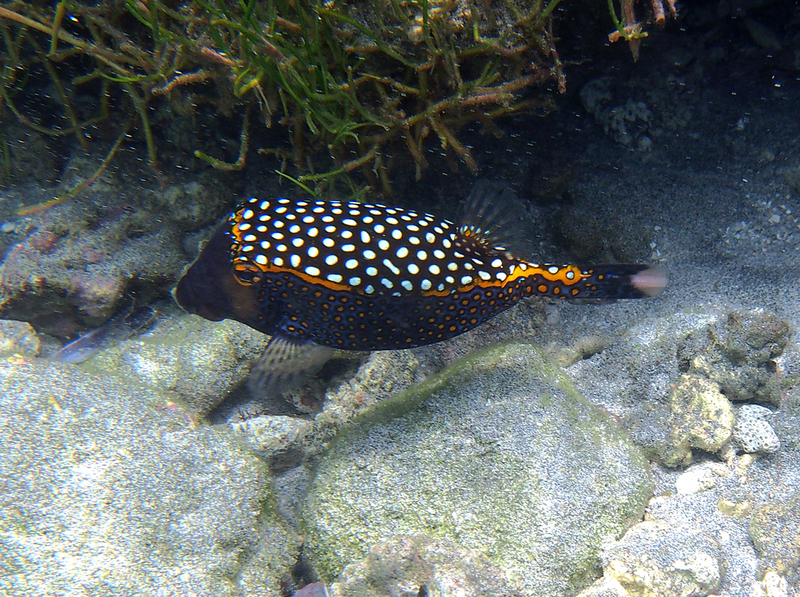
[247,335,334,398]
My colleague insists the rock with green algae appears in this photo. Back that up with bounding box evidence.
[658,373,735,467]
[567,309,789,468]
[0,354,299,597]
[677,309,790,406]
[601,520,722,597]
[329,534,522,597]
[574,576,630,597]
[89,311,269,414]
[749,492,800,578]
[302,342,653,597]
[0,319,40,357]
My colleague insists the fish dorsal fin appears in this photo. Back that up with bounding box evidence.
[458,180,524,254]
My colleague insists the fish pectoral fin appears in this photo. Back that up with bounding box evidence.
[247,335,334,398]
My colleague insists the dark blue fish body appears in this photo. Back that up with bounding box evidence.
[175,191,667,353]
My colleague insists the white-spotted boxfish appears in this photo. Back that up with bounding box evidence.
[174,182,667,394]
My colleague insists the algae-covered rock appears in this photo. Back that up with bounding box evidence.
[330,535,521,597]
[749,493,800,577]
[303,342,652,597]
[91,313,268,414]
[574,576,630,597]
[603,520,722,597]
[232,414,315,472]
[677,310,790,406]
[659,374,735,466]
[0,319,40,357]
[569,309,790,465]
[0,354,299,597]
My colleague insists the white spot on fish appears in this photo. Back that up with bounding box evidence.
[383,259,400,275]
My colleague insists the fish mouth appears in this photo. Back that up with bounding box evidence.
[172,226,236,322]
[172,280,224,321]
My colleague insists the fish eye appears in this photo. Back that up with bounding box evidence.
[233,264,262,285]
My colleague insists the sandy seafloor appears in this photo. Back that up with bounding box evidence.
[2,4,800,597]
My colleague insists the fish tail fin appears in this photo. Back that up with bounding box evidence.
[522,263,668,300]
[247,336,334,398]
[576,264,668,299]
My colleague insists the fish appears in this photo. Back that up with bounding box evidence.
[52,303,156,364]
[290,582,330,597]
[174,181,667,394]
